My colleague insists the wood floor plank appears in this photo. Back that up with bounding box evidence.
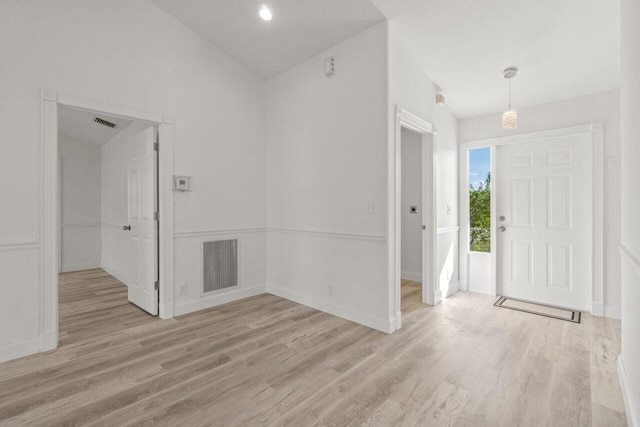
[0,271,628,426]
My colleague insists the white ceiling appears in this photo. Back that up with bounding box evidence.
[59,107,132,146]
[150,0,620,118]
[371,0,621,118]
[150,0,385,78]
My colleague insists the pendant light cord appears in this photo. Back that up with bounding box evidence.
[508,77,512,111]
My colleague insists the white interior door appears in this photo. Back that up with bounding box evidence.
[126,125,158,315]
[497,134,592,310]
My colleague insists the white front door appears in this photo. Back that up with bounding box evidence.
[497,134,592,310]
[126,125,158,315]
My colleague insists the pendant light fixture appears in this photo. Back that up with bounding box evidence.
[502,67,518,129]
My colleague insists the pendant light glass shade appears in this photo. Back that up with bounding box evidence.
[503,110,517,129]
[502,67,518,129]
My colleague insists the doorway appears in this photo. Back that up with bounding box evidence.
[459,125,603,314]
[58,106,159,316]
[400,128,424,313]
[392,108,437,329]
[39,89,175,355]
[496,135,592,310]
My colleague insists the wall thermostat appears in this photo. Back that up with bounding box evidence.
[173,175,191,192]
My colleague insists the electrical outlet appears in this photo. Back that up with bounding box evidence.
[179,283,188,296]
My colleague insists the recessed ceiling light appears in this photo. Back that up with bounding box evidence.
[259,5,272,21]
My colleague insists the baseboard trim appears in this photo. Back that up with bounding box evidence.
[604,304,622,320]
[434,289,443,305]
[0,337,42,363]
[444,281,460,298]
[619,356,639,427]
[591,301,621,320]
[39,330,57,353]
[591,301,605,317]
[61,262,101,273]
[401,270,421,282]
[174,285,266,316]
[393,310,402,331]
[100,261,130,287]
[267,283,393,334]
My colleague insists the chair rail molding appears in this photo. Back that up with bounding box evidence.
[174,227,267,239]
[0,241,41,252]
[437,226,460,234]
[267,227,386,242]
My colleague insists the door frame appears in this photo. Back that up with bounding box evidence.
[40,89,175,353]
[458,124,604,316]
[390,107,437,331]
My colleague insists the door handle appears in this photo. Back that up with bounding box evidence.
[123,225,131,231]
[498,226,506,232]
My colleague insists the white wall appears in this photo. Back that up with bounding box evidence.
[0,2,460,361]
[619,0,640,424]
[266,22,390,332]
[468,252,491,294]
[264,22,460,333]
[388,23,460,302]
[0,0,266,362]
[458,90,621,318]
[59,135,102,272]
[400,128,422,281]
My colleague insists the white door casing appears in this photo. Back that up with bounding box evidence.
[38,89,173,360]
[391,107,437,331]
[126,125,159,315]
[497,134,592,310]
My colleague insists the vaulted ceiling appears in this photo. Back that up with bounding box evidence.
[151,0,621,119]
[370,0,621,118]
[150,0,385,78]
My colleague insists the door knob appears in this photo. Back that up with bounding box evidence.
[498,226,506,232]
[123,225,131,231]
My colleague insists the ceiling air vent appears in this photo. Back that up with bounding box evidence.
[94,117,117,128]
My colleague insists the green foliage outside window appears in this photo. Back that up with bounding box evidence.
[470,173,491,252]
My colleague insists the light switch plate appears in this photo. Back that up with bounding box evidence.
[173,175,191,192]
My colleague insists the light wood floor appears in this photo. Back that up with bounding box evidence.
[0,271,627,426]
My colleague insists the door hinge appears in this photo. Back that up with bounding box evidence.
[154,281,159,290]
[154,211,159,221]
[154,142,159,152]
[422,225,426,230]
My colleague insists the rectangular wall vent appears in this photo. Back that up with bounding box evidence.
[203,239,238,293]
[94,117,117,128]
